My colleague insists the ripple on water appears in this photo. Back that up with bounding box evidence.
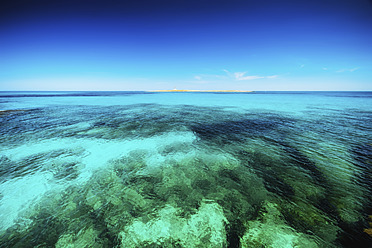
[0,103,371,247]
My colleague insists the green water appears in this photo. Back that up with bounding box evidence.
[0,91,371,247]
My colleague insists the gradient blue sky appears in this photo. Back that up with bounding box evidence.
[1,0,372,91]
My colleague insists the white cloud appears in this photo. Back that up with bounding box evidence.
[236,74,264,80]
[234,72,246,79]
[336,67,359,73]
[192,70,278,83]
[267,75,278,79]
[232,71,277,81]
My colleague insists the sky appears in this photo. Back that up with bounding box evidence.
[0,0,372,91]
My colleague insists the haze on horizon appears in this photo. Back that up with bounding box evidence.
[0,0,371,91]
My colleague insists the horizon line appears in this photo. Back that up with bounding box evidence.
[1,90,372,92]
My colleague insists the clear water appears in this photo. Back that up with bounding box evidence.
[0,91,371,247]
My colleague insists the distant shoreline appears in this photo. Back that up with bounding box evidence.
[148,89,253,92]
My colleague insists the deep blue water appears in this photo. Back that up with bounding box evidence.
[0,91,371,247]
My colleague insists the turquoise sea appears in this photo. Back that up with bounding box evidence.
[0,91,371,247]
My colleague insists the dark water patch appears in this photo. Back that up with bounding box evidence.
[0,108,75,145]
[0,155,43,182]
[89,208,121,247]
[263,91,372,98]
[191,118,283,146]
[229,136,351,245]
[351,143,372,192]
[214,167,267,220]
[323,92,372,98]
[263,175,295,198]
[338,220,372,248]
[0,214,67,248]
[1,104,295,145]
[0,148,85,184]
[0,109,29,117]
[345,143,372,247]
[277,141,327,185]
[238,150,295,199]
[83,105,193,139]
[226,218,245,248]
[314,198,340,221]
[299,108,372,142]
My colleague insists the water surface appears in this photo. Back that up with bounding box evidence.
[0,91,371,247]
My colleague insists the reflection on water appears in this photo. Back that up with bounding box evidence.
[0,92,371,247]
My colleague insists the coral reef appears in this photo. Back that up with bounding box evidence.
[240,201,320,248]
[1,104,371,247]
[119,201,228,247]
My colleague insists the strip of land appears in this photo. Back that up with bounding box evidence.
[148,89,253,92]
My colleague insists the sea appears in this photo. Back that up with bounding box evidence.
[0,91,371,248]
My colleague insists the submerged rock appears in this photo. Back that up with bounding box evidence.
[56,226,102,248]
[119,201,228,247]
[364,215,372,237]
[240,201,320,248]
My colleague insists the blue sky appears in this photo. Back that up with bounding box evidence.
[0,0,371,91]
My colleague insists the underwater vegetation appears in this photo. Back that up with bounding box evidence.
[0,103,371,247]
[364,216,372,237]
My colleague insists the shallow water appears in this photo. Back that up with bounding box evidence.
[0,91,371,247]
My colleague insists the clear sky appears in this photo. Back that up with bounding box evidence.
[1,0,371,91]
